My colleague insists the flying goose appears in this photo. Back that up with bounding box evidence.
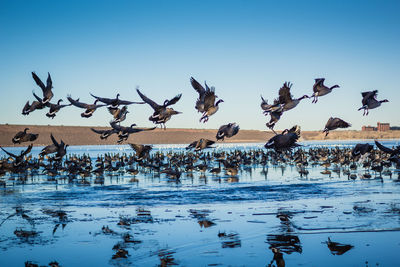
[110,121,156,143]
[90,127,119,140]
[22,92,49,115]
[190,77,223,123]
[264,125,301,151]
[90,93,144,109]
[216,123,240,141]
[136,88,182,129]
[311,78,339,103]
[358,90,388,115]
[32,72,53,104]
[260,96,282,114]
[277,82,309,111]
[46,99,72,119]
[374,140,400,156]
[67,96,106,118]
[186,138,215,151]
[50,134,69,161]
[129,143,152,161]
[0,144,33,167]
[108,105,129,123]
[351,143,373,157]
[12,128,38,144]
[323,117,351,137]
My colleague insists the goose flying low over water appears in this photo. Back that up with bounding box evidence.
[278,82,309,111]
[50,134,69,161]
[22,92,49,115]
[264,125,301,151]
[216,123,240,141]
[311,78,339,103]
[358,90,388,116]
[12,128,38,144]
[351,143,373,157]
[190,77,224,123]
[0,144,32,167]
[108,106,129,123]
[90,93,144,109]
[46,99,72,119]
[32,72,53,104]
[323,117,351,137]
[129,143,152,161]
[374,140,400,156]
[67,96,107,118]
[110,121,156,143]
[136,88,182,129]
[90,127,119,140]
[186,138,215,151]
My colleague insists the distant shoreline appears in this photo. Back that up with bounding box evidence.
[1,124,400,147]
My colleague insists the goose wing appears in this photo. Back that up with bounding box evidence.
[278,82,293,104]
[0,146,18,158]
[32,72,46,91]
[375,140,394,154]
[46,73,52,92]
[165,94,182,106]
[21,144,33,156]
[50,134,60,147]
[90,93,114,104]
[190,77,206,96]
[136,89,160,110]
[67,96,90,109]
[331,117,351,128]
[126,126,156,133]
[203,90,216,110]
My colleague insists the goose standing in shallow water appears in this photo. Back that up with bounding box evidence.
[264,125,301,151]
[67,96,107,118]
[46,99,71,119]
[311,78,339,103]
[12,128,38,144]
[358,90,388,115]
[216,123,240,141]
[190,77,223,123]
[323,117,351,137]
[136,88,182,129]
[31,72,53,104]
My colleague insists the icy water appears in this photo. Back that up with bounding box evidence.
[1,140,400,266]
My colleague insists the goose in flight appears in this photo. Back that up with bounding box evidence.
[311,78,339,103]
[46,99,72,119]
[32,72,53,104]
[90,93,144,109]
[110,121,156,143]
[216,123,240,141]
[186,138,215,151]
[12,128,38,144]
[0,144,33,167]
[67,96,106,118]
[264,125,301,151]
[277,82,309,111]
[358,90,388,115]
[323,117,351,137]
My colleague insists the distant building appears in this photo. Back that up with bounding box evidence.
[390,126,400,130]
[362,122,390,132]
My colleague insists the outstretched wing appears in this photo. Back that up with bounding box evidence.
[129,143,141,153]
[203,90,216,110]
[32,72,46,91]
[67,96,89,109]
[375,140,394,154]
[108,107,119,116]
[0,146,18,158]
[91,128,108,134]
[136,89,160,110]
[46,73,52,91]
[90,93,114,104]
[32,91,43,102]
[50,134,60,147]
[278,82,293,104]
[333,117,351,128]
[165,94,182,106]
[190,77,205,95]
[21,144,33,156]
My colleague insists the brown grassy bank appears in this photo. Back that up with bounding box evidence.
[1,124,399,147]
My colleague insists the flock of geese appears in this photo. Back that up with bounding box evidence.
[0,71,395,170]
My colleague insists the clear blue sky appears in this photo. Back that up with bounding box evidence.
[1,0,399,131]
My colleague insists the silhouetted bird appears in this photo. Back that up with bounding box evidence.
[265,125,301,151]
[325,237,353,255]
[136,88,182,129]
[32,72,53,104]
[375,140,400,156]
[67,96,106,118]
[108,105,129,123]
[12,128,38,144]
[186,138,215,151]
[311,78,339,103]
[351,143,373,157]
[190,77,223,123]
[278,82,309,111]
[90,93,144,109]
[358,90,389,115]
[90,127,119,140]
[0,144,32,167]
[323,117,351,137]
[50,134,68,161]
[46,99,71,119]
[129,143,152,161]
[22,92,49,115]
[216,123,240,141]
[110,121,156,143]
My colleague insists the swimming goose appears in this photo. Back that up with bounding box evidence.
[358,90,388,115]
[311,78,339,103]
[32,72,53,104]
[50,134,68,161]
[90,93,144,109]
[0,144,32,167]
[186,138,215,151]
[46,99,72,119]
[129,143,152,161]
[264,125,301,151]
[67,96,106,118]
[190,77,223,123]
[278,82,309,111]
[323,117,351,136]
[108,105,129,123]
[136,88,182,129]
[216,123,240,141]
[12,128,38,144]
[110,121,156,143]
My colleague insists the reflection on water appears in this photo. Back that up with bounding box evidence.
[0,140,400,266]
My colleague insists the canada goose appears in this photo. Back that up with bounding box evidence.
[22,92,49,115]
[264,125,301,151]
[260,96,282,114]
[190,77,223,123]
[311,78,339,103]
[278,82,309,111]
[375,140,400,156]
[0,144,32,167]
[265,106,284,132]
[90,93,144,109]
[50,134,68,161]
[46,99,72,119]
[351,143,373,157]
[12,128,38,144]
[108,105,129,123]
[358,90,389,115]
[186,138,215,151]
[323,117,351,136]
[110,121,156,143]
[32,72,53,104]
[39,144,58,156]
[90,127,119,140]
[216,123,240,141]
[129,143,152,161]
[67,96,106,118]
[136,88,182,129]
[325,237,354,255]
